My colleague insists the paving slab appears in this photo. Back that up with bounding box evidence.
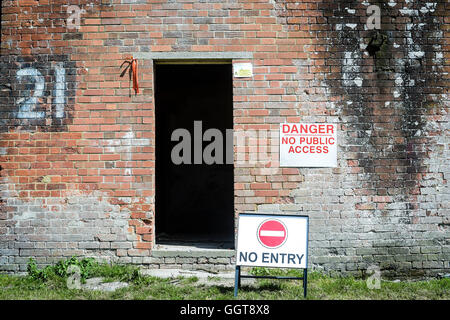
[81,277,129,292]
[142,268,256,288]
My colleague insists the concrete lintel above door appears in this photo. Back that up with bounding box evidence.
[134,51,253,61]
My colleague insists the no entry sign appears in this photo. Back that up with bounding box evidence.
[280,123,337,167]
[234,213,309,297]
[257,219,287,248]
[236,213,309,269]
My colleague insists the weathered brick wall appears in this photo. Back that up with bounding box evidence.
[0,0,448,277]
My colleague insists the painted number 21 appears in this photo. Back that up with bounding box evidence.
[16,63,66,119]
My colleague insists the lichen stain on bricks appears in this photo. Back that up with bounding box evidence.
[316,0,446,193]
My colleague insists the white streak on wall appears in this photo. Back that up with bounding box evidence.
[54,63,66,118]
[342,51,363,87]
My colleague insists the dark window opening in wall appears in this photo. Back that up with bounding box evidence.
[155,63,234,249]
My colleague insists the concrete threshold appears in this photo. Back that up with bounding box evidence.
[152,244,235,258]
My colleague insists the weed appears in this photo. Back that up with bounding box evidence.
[27,257,98,283]
[27,258,55,282]
[26,256,149,287]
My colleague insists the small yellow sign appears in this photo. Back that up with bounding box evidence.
[233,63,253,78]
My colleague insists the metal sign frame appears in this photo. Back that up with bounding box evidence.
[234,213,309,298]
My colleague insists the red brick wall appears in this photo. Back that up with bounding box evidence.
[0,0,448,277]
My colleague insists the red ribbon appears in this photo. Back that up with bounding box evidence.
[131,58,139,94]
[121,56,139,94]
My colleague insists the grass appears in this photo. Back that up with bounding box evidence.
[0,258,448,300]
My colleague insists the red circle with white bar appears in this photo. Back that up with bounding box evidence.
[257,219,288,249]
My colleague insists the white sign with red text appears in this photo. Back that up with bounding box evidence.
[280,123,337,167]
[236,213,308,269]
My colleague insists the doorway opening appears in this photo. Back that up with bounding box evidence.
[155,63,234,249]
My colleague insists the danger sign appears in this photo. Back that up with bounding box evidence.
[236,213,309,269]
[280,123,337,167]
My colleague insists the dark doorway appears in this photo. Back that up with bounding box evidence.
[155,63,234,248]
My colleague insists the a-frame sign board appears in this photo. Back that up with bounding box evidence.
[234,213,309,297]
